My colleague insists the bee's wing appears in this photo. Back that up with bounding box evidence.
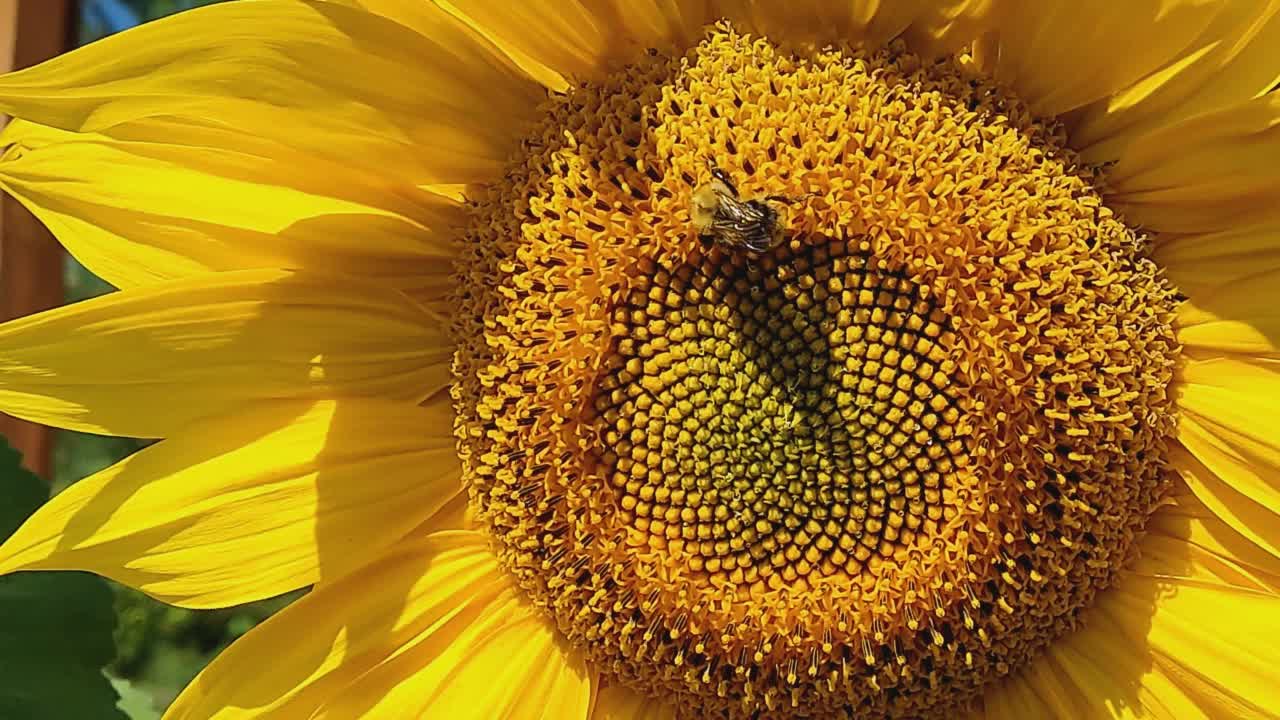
[712,200,775,252]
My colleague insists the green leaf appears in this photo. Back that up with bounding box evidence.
[0,437,126,720]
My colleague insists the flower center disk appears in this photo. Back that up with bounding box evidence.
[599,248,960,588]
[450,24,1180,720]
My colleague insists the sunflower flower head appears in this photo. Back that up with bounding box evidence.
[0,2,1276,720]
[452,24,1180,717]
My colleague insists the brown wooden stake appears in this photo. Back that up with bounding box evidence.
[0,0,75,479]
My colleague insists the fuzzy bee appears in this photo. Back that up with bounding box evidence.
[690,160,796,253]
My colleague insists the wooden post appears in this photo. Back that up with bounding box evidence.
[0,0,75,479]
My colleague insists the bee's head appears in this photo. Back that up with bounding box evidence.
[689,176,737,231]
[707,163,740,198]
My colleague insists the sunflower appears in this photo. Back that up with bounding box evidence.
[0,0,1278,718]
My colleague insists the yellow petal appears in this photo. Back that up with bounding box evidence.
[439,0,1005,95]
[710,0,1001,58]
[309,596,594,720]
[1108,571,1280,717]
[902,0,1003,59]
[1175,269,1280,356]
[974,0,1225,119]
[1153,223,1280,299]
[710,0,925,48]
[1175,358,1280,557]
[1106,94,1280,233]
[0,397,459,608]
[1172,404,1280,565]
[0,118,461,290]
[983,486,1280,720]
[0,0,543,186]
[1071,1,1280,163]
[293,0,564,94]
[437,0,714,91]
[415,486,478,534]
[1145,478,1280,593]
[0,269,448,437]
[983,606,1208,720]
[166,531,596,720]
[592,685,675,720]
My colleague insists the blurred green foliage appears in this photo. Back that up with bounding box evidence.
[0,439,125,719]
[57,1,300,717]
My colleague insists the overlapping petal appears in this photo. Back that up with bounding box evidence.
[900,0,1002,58]
[1154,223,1280,299]
[711,0,927,48]
[436,1,715,91]
[1071,0,1280,162]
[1106,93,1280,234]
[0,397,460,608]
[1171,356,1280,561]
[0,0,543,187]
[1176,269,1280,357]
[0,119,461,290]
[438,0,1000,91]
[1145,481,1280,594]
[972,0,1225,119]
[166,531,595,720]
[961,1,1280,167]
[0,269,449,437]
[983,483,1280,719]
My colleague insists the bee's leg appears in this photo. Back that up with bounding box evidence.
[764,192,816,205]
[741,230,777,253]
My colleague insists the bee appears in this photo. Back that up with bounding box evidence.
[690,160,796,253]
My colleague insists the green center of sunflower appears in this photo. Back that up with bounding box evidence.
[449,24,1180,720]
[597,248,959,587]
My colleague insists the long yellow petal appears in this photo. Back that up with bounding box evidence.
[984,605,1205,720]
[983,484,1280,719]
[974,0,1224,119]
[1172,397,1280,561]
[1170,440,1280,567]
[436,0,714,92]
[1175,270,1280,356]
[592,685,675,720]
[1071,0,1280,163]
[714,0,999,56]
[1105,92,1280,234]
[1146,479,1280,592]
[0,0,542,186]
[902,0,1002,59]
[1153,223,1280,299]
[1117,517,1280,718]
[711,0,927,48]
[1172,358,1280,562]
[309,597,594,720]
[0,269,448,437]
[166,531,595,720]
[438,0,1000,93]
[0,397,459,608]
[0,119,461,290]
[414,484,477,534]
[983,607,1209,720]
